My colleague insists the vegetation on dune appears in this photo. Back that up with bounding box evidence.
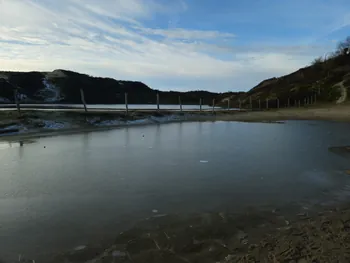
[218,36,350,108]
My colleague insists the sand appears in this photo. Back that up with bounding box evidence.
[2,103,350,141]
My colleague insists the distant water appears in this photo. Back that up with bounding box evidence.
[1,120,350,261]
[0,104,220,110]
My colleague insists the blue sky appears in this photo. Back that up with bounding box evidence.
[0,0,350,92]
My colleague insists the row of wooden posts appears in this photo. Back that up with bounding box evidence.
[235,93,318,110]
[78,89,215,114]
[71,89,321,114]
[11,88,319,115]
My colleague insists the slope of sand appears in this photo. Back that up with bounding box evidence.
[217,104,350,123]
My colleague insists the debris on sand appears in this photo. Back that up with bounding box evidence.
[51,207,350,263]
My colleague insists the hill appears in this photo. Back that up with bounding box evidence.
[218,37,350,109]
[0,69,230,105]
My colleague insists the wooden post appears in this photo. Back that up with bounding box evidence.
[227,99,230,110]
[294,100,297,107]
[13,89,20,115]
[314,94,317,104]
[304,98,307,106]
[199,98,202,112]
[277,98,279,109]
[287,98,290,108]
[298,100,301,108]
[179,96,182,112]
[212,99,215,114]
[309,96,312,105]
[80,88,87,112]
[258,99,261,110]
[156,93,160,111]
[125,92,128,115]
[266,98,269,109]
[239,99,242,110]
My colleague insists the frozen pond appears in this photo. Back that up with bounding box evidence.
[1,120,350,261]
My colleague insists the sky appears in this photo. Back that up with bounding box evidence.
[0,0,350,92]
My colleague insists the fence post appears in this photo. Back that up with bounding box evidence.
[298,100,301,108]
[304,98,307,106]
[80,88,87,112]
[125,92,128,115]
[314,94,317,104]
[294,100,297,107]
[227,99,230,110]
[239,99,242,110]
[199,98,202,112]
[266,98,269,109]
[258,99,261,110]
[287,98,290,108]
[212,99,215,114]
[277,98,279,109]
[156,93,160,111]
[13,89,20,115]
[179,96,182,112]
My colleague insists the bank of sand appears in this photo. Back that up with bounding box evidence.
[1,103,350,140]
[218,103,350,123]
[48,206,350,263]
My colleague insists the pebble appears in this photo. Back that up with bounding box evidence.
[112,250,126,257]
[74,245,86,251]
[236,230,248,242]
[225,255,234,261]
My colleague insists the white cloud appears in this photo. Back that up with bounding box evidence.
[0,0,341,92]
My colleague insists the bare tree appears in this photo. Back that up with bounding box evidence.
[311,56,324,65]
[336,36,350,55]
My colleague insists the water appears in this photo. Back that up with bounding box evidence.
[0,104,219,110]
[1,120,350,261]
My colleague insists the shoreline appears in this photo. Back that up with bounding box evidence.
[0,111,220,141]
[2,104,350,140]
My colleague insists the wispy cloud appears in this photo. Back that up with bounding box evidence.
[0,0,349,92]
[139,27,235,40]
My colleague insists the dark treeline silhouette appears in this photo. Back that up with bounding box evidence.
[0,69,227,105]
